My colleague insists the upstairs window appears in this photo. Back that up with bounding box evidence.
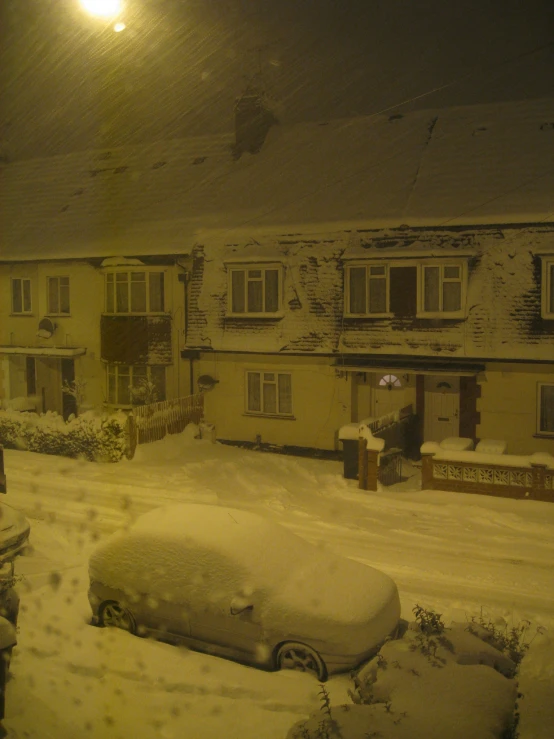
[105,271,165,314]
[47,276,70,315]
[420,264,463,315]
[542,258,554,319]
[229,265,281,315]
[11,278,32,314]
[246,371,292,416]
[345,264,388,315]
[538,383,554,436]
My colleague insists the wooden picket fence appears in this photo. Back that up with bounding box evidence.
[126,394,204,458]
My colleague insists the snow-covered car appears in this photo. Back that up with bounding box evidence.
[0,502,30,563]
[88,504,400,680]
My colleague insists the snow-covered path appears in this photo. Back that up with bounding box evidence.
[2,432,554,738]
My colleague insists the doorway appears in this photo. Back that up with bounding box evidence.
[423,375,460,441]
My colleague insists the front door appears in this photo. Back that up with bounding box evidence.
[35,358,63,415]
[373,373,409,418]
[424,376,460,442]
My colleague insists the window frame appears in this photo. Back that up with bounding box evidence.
[244,370,294,418]
[344,262,391,317]
[105,363,167,408]
[541,258,554,319]
[46,276,71,316]
[537,382,554,436]
[227,263,284,317]
[417,261,466,318]
[10,277,33,315]
[104,270,166,315]
[343,259,467,318]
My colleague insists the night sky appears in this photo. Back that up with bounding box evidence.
[1,0,553,159]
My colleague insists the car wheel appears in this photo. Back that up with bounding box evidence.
[98,601,136,634]
[275,642,328,681]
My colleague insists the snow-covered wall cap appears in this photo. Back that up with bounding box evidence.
[342,244,476,260]
[358,424,386,452]
[101,256,146,267]
[420,444,554,469]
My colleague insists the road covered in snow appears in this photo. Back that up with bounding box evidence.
[3,428,554,738]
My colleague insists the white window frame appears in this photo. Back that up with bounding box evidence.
[10,278,32,315]
[343,259,467,318]
[227,263,283,317]
[541,258,554,319]
[105,364,166,407]
[417,261,466,318]
[537,382,554,436]
[47,276,70,315]
[344,262,391,317]
[104,270,166,315]
[245,370,293,417]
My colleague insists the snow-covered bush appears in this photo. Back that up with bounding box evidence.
[0,409,128,462]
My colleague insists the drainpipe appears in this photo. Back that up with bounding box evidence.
[180,349,201,396]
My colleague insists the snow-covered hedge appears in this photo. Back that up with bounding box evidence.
[0,409,128,462]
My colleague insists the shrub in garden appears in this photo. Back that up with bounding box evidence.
[0,409,127,462]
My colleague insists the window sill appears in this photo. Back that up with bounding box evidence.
[533,433,554,439]
[9,313,34,317]
[102,312,169,317]
[416,312,465,319]
[46,313,71,318]
[226,312,284,320]
[343,313,393,319]
[243,412,296,420]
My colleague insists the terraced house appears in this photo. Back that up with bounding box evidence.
[1,95,553,456]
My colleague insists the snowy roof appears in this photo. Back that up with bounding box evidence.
[1,98,554,262]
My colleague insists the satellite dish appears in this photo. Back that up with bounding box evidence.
[37,317,56,339]
[197,375,218,391]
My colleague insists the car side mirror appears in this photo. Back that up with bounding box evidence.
[230,595,254,616]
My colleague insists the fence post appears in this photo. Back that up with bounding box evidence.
[0,446,6,494]
[125,414,137,460]
[358,438,368,490]
[530,462,546,501]
[366,448,380,491]
[420,452,435,491]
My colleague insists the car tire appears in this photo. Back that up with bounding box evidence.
[98,601,137,635]
[275,641,328,681]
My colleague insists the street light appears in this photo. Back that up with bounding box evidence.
[79,0,123,18]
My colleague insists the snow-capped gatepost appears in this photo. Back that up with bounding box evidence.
[358,424,386,491]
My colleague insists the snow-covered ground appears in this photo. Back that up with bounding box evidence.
[2,427,554,738]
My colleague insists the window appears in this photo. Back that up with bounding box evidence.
[105,271,165,314]
[47,276,70,315]
[106,364,166,406]
[229,265,281,315]
[537,383,554,435]
[542,258,554,318]
[246,371,292,416]
[11,278,32,314]
[345,264,388,315]
[421,264,463,314]
[378,374,401,388]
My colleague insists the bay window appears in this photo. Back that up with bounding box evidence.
[105,271,165,314]
[106,364,166,406]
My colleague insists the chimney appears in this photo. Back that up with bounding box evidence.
[233,87,277,159]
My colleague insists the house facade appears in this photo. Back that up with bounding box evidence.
[0,258,191,418]
[188,227,554,456]
[1,96,553,453]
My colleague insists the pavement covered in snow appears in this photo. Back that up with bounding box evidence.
[2,427,554,738]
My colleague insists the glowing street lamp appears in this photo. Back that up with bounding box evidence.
[79,0,123,19]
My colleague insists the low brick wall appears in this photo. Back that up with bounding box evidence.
[421,451,554,503]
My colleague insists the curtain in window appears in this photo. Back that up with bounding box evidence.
[116,274,129,313]
[247,372,261,412]
[149,273,164,312]
[264,270,279,312]
[550,265,554,314]
[424,267,440,312]
[231,271,246,313]
[443,281,461,312]
[130,273,147,312]
[278,374,292,414]
[540,385,554,433]
[48,278,59,313]
[247,271,263,312]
